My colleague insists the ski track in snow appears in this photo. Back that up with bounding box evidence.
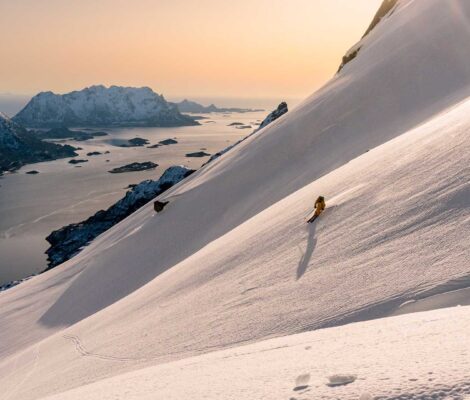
[44,308,470,400]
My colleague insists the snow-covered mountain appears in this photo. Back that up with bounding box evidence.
[13,85,199,128]
[0,112,77,174]
[1,1,470,399]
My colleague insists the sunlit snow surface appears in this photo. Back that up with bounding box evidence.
[1,0,470,399]
[37,307,470,400]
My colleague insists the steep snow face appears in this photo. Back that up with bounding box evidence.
[1,1,470,398]
[13,85,198,127]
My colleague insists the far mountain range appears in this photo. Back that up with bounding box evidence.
[173,99,264,114]
[6,86,265,129]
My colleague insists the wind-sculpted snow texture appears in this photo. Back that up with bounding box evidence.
[13,85,199,127]
[38,307,470,400]
[45,166,194,269]
[0,113,77,174]
[1,1,470,399]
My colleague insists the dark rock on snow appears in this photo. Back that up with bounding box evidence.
[26,170,40,174]
[204,102,288,165]
[257,102,288,130]
[337,0,398,72]
[153,200,169,213]
[86,151,102,156]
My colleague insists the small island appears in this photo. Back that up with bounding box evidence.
[119,138,150,147]
[159,138,178,145]
[186,151,211,158]
[69,159,88,164]
[108,161,158,173]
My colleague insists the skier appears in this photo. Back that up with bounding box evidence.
[307,196,325,223]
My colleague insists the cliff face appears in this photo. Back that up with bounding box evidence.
[0,112,77,174]
[13,85,199,128]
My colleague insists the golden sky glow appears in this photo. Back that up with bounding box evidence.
[1,0,383,99]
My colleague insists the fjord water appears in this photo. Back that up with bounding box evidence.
[0,111,267,284]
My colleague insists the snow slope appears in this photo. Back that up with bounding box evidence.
[1,0,470,399]
[39,306,470,400]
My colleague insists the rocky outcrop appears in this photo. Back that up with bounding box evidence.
[257,102,288,130]
[0,113,77,175]
[338,0,399,72]
[205,102,288,164]
[45,166,195,269]
[362,0,399,38]
[14,85,199,128]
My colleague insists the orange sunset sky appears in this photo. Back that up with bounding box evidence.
[1,0,383,100]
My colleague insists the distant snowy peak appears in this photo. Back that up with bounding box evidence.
[13,85,199,128]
